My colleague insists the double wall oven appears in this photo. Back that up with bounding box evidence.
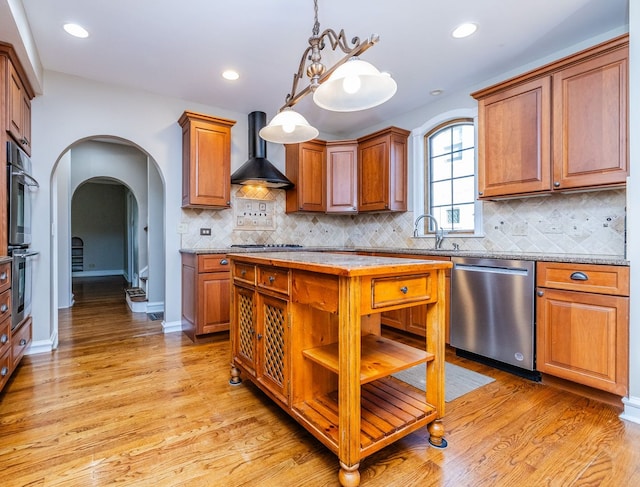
[7,140,39,330]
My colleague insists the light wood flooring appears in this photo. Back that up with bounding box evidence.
[1,275,639,486]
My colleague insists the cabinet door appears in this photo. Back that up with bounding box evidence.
[380,308,408,331]
[179,112,235,209]
[257,293,289,405]
[552,47,628,190]
[198,271,230,334]
[285,140,326,213]
[7,60,32,154]
[326,142,358,213]
[536,288,628,395]
[477,77,551,198]
[232,285,257,377]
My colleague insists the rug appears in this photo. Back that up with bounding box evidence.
[391,362,495,402]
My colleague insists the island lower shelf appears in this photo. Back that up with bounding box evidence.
[292,376,438,457]
[302,334,434,384]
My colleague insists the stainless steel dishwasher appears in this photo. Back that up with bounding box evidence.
[450,256,537,375]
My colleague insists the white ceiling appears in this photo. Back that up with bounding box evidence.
[3,0,630,137]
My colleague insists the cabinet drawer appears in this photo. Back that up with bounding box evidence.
[234,262,256,284]
[0,262,10,294]
[537,262,629,296]
[257,266,290,295]
[0,289,10,321]
[370,274,434,309]
[0,315,10,357]
[0,348,11,391]
[198,254,230,273]
[11,317,31,369]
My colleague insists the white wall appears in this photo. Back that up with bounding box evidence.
[29,71,250,346]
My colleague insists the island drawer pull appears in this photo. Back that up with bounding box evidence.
[1,366,8,377]
[0,272,6,281]
[268,276,276,283]
[220,259,229,266]
[0,334,7,344]
[400,286,408,294]
[0,304,7,313]
[570,272,588,281]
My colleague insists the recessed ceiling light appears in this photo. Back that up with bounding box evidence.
[452,23,477,39]
[430,89,444,96]
[63,23,89,38]
[222,70,240,81]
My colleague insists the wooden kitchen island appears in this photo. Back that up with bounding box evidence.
[228,251,451,486]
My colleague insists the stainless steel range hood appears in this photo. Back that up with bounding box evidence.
[230,111,294,189]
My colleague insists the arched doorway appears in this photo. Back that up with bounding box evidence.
[52,136,165,340]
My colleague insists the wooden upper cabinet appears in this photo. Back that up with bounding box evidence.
[326,140,358,213]
[357,126,410,212]
[473,34,628,199]
[477,77,551,198]
[178,111,236,209]
[552,46,628,190]
[285,139,327,213]
[2,46,34,155]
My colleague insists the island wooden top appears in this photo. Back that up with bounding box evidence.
[227,251,452,277]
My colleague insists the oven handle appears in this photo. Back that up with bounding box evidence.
[12,170,40,188]
[13,251,39,259]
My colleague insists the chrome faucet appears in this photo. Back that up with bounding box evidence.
[413,214,445,249]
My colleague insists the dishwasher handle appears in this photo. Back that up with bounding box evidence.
[453,263,530,276]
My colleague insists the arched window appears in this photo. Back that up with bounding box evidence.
[424,118,476,233]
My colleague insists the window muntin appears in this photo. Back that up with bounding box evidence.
[426,120,475,233]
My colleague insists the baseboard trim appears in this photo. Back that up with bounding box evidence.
[162,320,182,334]
[621,396,640,424]
[26,337,55,355]
[146,301,164,313]
[72,270,125,278]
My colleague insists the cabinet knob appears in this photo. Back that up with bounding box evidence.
[240,269,247,276]
[0,304,7,313]
[478,191,483,196]
[20,339,27,346]
[220,259,229,266]
[400,286,408,294]
[1,366,8,377]
[257,333,263,340]
[536,290,544,297]
[0,272,6,281]
[0,334,7,344]
[268,276,276,284]
[553,181,560,188]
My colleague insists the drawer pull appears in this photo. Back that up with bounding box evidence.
[400,286,408,294]
[220,259,229,265]
[240,269,247,276]
[20,339,27,346]
[1,366,8,377]
[0,304,7,313]
[0,272,6,281]
[537,290,544,297]
[570,272,588,281]
[0,334,7,344]
[257,333,263,340]
[268,276,276,284]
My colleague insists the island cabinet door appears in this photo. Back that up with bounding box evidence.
[256,292,289,406]
[232,285,257,377]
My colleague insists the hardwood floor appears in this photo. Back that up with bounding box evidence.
[1,276,639,486]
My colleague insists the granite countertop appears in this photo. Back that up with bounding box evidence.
[179,246,628,266]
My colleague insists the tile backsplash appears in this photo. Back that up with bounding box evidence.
[180,187,626,257]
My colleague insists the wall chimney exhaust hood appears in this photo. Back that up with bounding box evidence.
[230,111,294,189]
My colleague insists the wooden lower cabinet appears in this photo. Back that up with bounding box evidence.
[181,253,231,341]
[536,262,629,396]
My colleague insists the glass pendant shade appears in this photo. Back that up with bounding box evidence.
[312,58,397,112]
[259,108,320,144]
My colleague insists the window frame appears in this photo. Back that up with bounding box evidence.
[411,108,483,238]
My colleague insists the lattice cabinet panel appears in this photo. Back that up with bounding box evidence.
[233,286,256,375]
[257,293,289,405]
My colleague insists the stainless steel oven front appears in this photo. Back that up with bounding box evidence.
[10,249,38,330]
[7,140,39,248]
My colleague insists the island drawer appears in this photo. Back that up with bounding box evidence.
[0,316,10,357]
[197,254,230,273]
[257,266,290,295]
[537,262,629,296]
[233,262,256,284]
[369,273,434,310]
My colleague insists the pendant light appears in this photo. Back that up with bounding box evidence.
[260,0,396,144]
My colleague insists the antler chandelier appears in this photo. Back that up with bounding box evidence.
[259,0,397,144]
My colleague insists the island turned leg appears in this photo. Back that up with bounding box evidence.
[229,364,242,385]
[428,419,448,448]
[339,462,360,487]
